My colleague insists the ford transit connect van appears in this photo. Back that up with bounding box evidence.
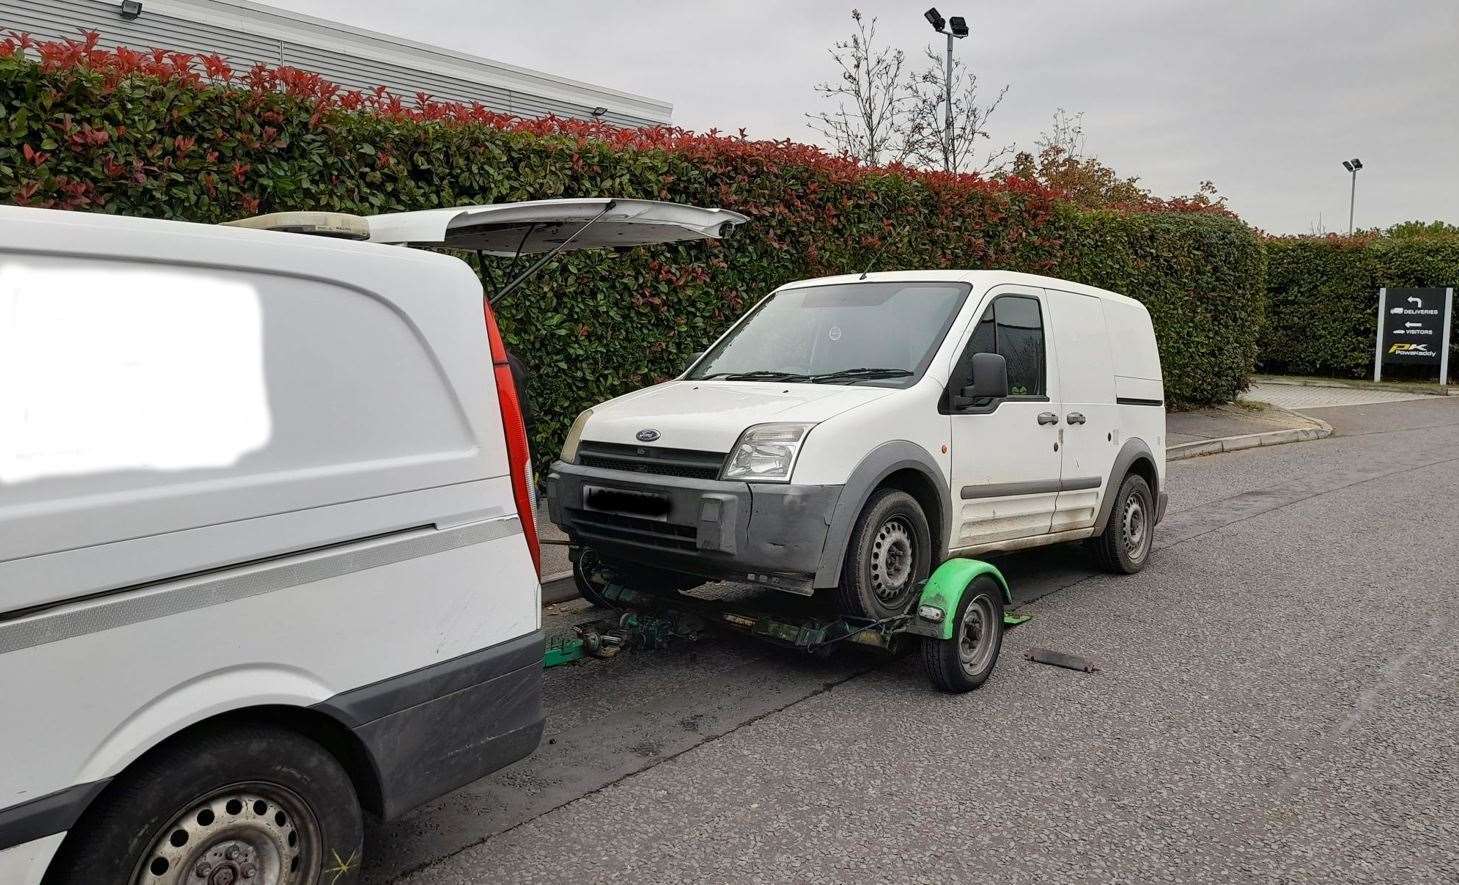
[549,271,1166,619]
[0,199,742,884]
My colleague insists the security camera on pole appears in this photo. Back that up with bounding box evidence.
[924,8,969,173]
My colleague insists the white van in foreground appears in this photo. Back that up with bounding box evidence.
[0,199,742,884]
[550,271,1166,619]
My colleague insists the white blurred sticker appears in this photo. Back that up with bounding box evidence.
[0,261,271,482]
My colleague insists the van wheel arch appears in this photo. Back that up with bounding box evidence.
[66,705,385,832]
[1092,439,1160,536]
[813,443,952,589]
[878,468,946,564]
[44,715,367,885]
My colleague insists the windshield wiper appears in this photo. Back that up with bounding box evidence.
[808,368,914,384]
[699,370,811,382]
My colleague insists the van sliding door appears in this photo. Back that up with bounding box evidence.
[1045,289,1118,531]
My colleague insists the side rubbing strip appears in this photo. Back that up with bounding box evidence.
[1116,397,1164,407]
[962,479,1060,499]
[961,477,1101,499]
[0,779,111,852]
[0,516,521,656]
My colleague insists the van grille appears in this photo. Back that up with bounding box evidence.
[571,511,699,551]
[577,441,725,480]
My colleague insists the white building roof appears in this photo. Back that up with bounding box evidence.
[13,0,673,126]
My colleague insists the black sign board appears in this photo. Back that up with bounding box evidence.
[1376,287,1453,383]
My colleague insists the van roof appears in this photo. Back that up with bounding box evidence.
[0,204,470,295]
[778,269,1145,310]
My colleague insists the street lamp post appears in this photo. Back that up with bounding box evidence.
[924,8,969,172]
[1341,158,1363,235]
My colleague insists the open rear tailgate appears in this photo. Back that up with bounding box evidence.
[366,199,747,255]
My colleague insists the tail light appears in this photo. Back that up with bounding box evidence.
[483,301,541,576]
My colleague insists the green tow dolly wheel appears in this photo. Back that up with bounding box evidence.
[915,558,1012,693]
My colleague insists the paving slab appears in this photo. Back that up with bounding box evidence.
[1243,381,1433,410]
[1167,401,1317,446]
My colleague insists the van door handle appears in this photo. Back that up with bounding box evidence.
[1066,411,1086,425]
[1037,412,1059,426]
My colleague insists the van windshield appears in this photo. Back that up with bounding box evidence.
[686,281,970,386]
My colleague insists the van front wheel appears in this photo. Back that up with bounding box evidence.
[835,489,932,620]
[44,724,363,885]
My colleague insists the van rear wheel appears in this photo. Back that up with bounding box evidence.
[835,489,932,620]
[1091,473,1154,574]
[44,724,363,885]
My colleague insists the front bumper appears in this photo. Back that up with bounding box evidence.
[547,460,842,591]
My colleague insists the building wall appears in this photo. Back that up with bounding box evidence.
[1,0,673,127]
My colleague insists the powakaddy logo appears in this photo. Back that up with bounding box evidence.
[636,428,660,442]
[1388,342,1436,356]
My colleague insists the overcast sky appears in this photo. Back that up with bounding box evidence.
[255,0,1458,234]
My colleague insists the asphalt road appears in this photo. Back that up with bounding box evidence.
[367,395,1459,884]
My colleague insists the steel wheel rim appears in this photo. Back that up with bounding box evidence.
[1121,491,1149,560]
[958,594,997,676]
[133,782,320,885]
[870,517,915,601]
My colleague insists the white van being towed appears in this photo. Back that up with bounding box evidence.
[0,199,743,884]
[549,271,1166,619]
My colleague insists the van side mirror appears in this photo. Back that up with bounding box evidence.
[968,352,1009,399]
[951,352,1009,408]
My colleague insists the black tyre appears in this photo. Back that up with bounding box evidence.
[921,576,1005,693]
[572,547,614,607]
[45,724,363,885]
[835,489,932,619]
[1091,473,1154,574]
[572,549,703,607]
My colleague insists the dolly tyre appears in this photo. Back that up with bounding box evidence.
[835,489,932,619]
[45,724,363,885]
[921,576,1005,693]
[1091,473,1154,574]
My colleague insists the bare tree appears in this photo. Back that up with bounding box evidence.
[909,46,1012,174]
[806,9,921,166]
[1036,107,1088,160]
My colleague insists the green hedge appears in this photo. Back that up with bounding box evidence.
[1262,236,1459,376]
[0,48,1265,464]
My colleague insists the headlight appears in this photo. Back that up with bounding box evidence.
[560,408,593,463]
[721,422,815,483]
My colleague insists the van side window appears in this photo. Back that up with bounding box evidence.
[953,295,1047,399]
[993,296,1046,396]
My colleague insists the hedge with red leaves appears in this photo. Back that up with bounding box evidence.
[0,32,1264,459]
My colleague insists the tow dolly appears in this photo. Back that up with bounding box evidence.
[544,557,1028,693]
